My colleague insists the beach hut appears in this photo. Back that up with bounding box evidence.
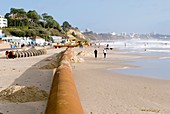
[2,36,21,43]
[31,36,45,46]
[51,36,62,43]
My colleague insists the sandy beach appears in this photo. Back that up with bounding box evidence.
[0,46,170,114]
[72,47,170,114]
[0,47,66,114]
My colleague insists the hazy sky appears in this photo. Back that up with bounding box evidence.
[0,0,170,34]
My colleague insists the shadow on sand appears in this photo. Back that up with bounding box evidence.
[0,52,61,114]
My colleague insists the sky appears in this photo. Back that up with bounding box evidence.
[0,0,170,34]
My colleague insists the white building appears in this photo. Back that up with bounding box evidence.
[51,36,62,43]
[0,15,7,28]
[31,36,45,45]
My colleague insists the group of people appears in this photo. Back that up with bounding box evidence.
[10,42,20,48]
[94,48,107,58]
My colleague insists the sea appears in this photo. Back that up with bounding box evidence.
[96,38,170,80]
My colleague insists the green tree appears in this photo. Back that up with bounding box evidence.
[42,13,60,29]
[50,29,61,36]
[5,8,28,27]
[17,9,27,19]
[61,21,72,32]
[10,8,27,19]
[4,13,10,19]
[10,30,26,37]
[27,10,41,24]
[10,8,18,15]
[4,8,67,39]
[42,13,48,21]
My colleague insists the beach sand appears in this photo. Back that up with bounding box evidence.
[0,48,66,114]
[0,46,170,114]
[72,47,170,114]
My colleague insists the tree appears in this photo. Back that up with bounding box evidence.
[4,13,10,19]
[17,9,27,19]
[10,8,27,19]
[10,8,18,15]
[27,10,41,24]
[42,13,60,29]
[42,13,48,21]
[50,29,61,36]
[5,8,28,27]
[61,21,72,32]
[3,8,67,38]
[10,30,26,37]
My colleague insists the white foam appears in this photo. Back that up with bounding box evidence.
[147,49,170,53]
[116,67,130,69]
[159,57,170,59]
[98,39,170,53]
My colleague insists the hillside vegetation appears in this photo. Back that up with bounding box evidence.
[2,8,87,42]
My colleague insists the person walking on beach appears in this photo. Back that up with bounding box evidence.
[94,49,98,58]
[107,44,109,48]
[103,48,107,58]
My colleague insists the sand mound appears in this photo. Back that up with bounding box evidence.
[40,53,62,69]
[71,51,91,63]
[0,86,48,103]
[40,58,59,69]
[76,51,93,57]
[40,62,59,69]
[71,56,85,63]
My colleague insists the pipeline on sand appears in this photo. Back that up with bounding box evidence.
[45,48,84,114]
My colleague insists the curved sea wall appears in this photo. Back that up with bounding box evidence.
[45,48,84,114]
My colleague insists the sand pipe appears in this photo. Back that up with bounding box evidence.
[45,48,84,114]
[14,49,46,58]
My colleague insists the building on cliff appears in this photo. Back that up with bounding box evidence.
[0,15,7,28]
